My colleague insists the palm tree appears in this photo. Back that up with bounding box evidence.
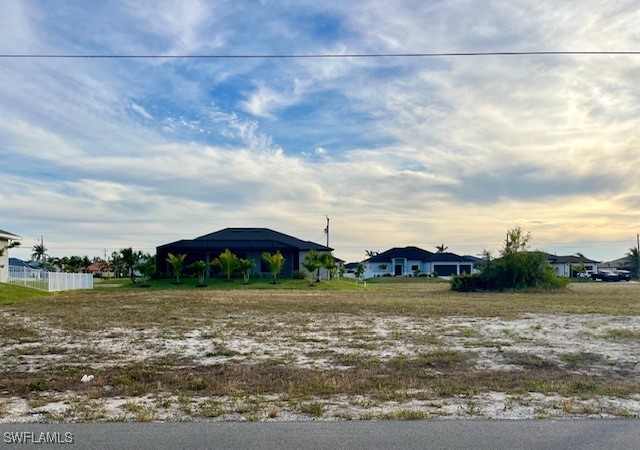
[120,247,143,282]
[212,249,239,281]
[436,243,448,253]
[188,260,209,286]
[166,252,187,284]
[624,247,640,279]
[262,251,285,284]
[302,251,322,286]
[135,254,156,287]
[81,256,92,273]
[110,251,123,278]
[31,241,48,264]
[238,258,255,284]
[68,255,83,272]
[319,252,335,281]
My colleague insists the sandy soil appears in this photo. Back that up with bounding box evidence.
[3,307,640,422]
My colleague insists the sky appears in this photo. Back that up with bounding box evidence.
[1,0,639,264]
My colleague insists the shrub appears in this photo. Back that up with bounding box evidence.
[452,228,569,292]
[292,270,306,279]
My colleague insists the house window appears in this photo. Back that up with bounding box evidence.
[585,265,593,271]
[411,265,419,271]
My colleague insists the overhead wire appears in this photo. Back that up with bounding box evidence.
[1,51,640,59]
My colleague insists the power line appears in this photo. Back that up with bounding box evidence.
[1,51,640,59]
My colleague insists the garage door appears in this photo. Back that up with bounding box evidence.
[433,265,457,276]
[459,264,472,275]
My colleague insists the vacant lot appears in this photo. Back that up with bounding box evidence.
[1,281,640,422]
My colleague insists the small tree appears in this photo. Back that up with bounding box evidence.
[212,249,239,281]
[320,253,336,281]
[262,251,285,284]
[337,262,345,279]
[188,260,209,287]
[571,262,586,279]
[302,251,322,286]
[166,252,187,284]
[135,254,156,287]
[238,258,255,284]
[502,227,531,256]
[355,262,366,282]
[452,227,568,292]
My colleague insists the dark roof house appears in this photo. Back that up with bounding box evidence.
[156,227,332,278]
[363,246,476,278]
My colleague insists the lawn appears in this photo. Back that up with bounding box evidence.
[1,281,640,422]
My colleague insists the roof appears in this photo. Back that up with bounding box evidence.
[366,246,474,263]
[463,255,486,264]
[8,257,30,268]
[542,253,599,264]
[0,229,21,240]
[86,262,105,271]
[366,246,435,263]
[159,227,332,252]
[599,257,627,269]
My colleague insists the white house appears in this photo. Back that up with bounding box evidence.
[543,253,599,278]
[0,229,21,283]
[363,246,476,279]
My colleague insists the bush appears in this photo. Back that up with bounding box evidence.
[452,251,568,292]
[292,270,306,279]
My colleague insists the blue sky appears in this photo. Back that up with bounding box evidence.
[2,0,639,263]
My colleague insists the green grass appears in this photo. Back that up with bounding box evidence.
[0,283,51,305]
[2,282,640,333]
[109,276,376,291]
[603,328,640,340]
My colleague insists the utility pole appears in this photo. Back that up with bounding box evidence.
[637,233,640,280]
[324,216,330,248]
[40,236,46,268]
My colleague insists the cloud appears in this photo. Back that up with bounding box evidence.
[130,102,153,120]
[1,0,639,264]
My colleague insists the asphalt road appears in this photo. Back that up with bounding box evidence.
[2,420,640,450]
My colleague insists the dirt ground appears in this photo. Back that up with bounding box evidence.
[2,282,640,422]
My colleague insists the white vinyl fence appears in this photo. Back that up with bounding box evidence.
[8,265,93,292]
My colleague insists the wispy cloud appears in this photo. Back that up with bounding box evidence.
[1,0,639,263]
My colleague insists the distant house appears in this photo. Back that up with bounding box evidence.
[82,262,109,277]
[363,246,476,279]
[599,257,627,271]
[542,253,599,278]
[156,228,333,279]
[8,257,31,268]
[0,229,21,283]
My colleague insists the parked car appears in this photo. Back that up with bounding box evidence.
[616,270,631,282]
[591,270,620,282]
